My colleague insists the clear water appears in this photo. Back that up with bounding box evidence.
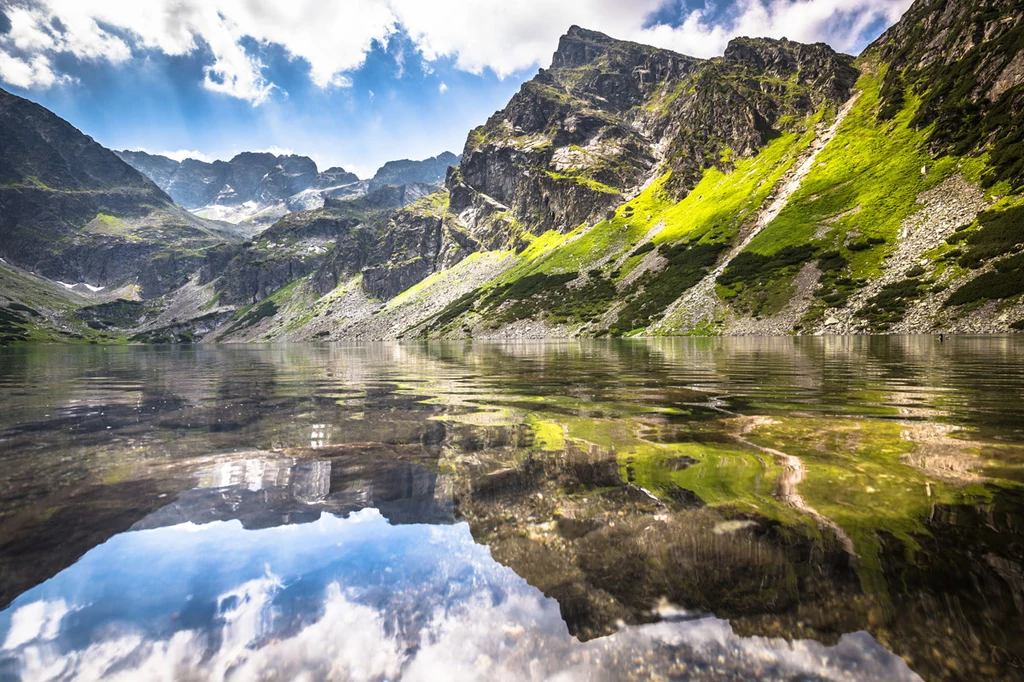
[0,337,1022,681]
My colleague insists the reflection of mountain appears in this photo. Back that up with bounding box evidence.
[1,339,1023,680]
[133,451,454,531]
[0,509,921,682]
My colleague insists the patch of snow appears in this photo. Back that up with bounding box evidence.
[56,281,105,292]
[194,201,262,224]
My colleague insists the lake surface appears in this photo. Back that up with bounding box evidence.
[0,337,1022,682]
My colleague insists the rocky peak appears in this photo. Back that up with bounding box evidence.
[0,88,165,196]
[443,24,860,261]
[368,152,460,191]
[257,155,319,205]
[547,26,700,112]
[550,25,623,69]
[227,151,278,166]
[313,166,360,189]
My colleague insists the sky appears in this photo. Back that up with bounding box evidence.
[0,0,913,178]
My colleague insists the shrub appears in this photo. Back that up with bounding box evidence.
[611,241,725,334]
[945,253,1024,307]
[948,206,1024,269]
[858,278,924,329]
[717,245,816,287]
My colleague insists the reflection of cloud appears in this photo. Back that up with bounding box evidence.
[2,600,66,650]
[13,583,403,682]
[0,511,921,681]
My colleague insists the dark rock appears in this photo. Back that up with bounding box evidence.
[312,166,360,189]
[368,152,460,191]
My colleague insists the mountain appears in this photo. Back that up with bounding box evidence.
[116,149,461,231]
[441,27,856,257]
[322,0,1021,341]
[3,0,1024,346]
[0,87,238,308]
[313,0,1019,341]
[368,152,461,191]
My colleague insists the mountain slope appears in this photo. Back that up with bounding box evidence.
[0,87,238,302]
[436,27,857,261]
[387,0,1024,339]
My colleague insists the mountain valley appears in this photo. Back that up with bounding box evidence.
[1,0,1023,345]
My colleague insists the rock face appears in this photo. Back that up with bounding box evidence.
[360,196,446,299]
[312,166,360,189]
[368,152,460,191]
[0,87,234,297]
[200,189,449,307]
[439,27,857,261]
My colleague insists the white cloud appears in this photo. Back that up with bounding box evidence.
[0,0,914,102]
[439,81,448,94]
[157,149,214,162]
[326,73,354,89]
[0,51,67,88]
[251,145,295,157]
[635,0,914,58]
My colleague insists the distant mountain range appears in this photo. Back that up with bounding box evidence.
[115,149,460,231]
[1,0,1023,346]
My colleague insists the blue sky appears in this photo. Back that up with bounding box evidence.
[0,0,913,178]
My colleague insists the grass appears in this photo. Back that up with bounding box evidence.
[743,66,941,269]
[718,61,995,322]
[545,171,620,195]
[654,126,813,245]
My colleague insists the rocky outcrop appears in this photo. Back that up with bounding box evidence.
[312,166,360,189]
[440,26,858,265]
[368,152,460,191]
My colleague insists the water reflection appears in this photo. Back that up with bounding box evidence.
[0,337,1022,681]
[1,506,920,682]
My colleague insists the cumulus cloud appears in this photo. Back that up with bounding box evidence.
[0,51,68,88]
[636,0,914,58]
[439,81,448,94]
[156,149,214,162]
[0,0,913,103]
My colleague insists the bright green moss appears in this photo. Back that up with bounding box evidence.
[545,171,620,195]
